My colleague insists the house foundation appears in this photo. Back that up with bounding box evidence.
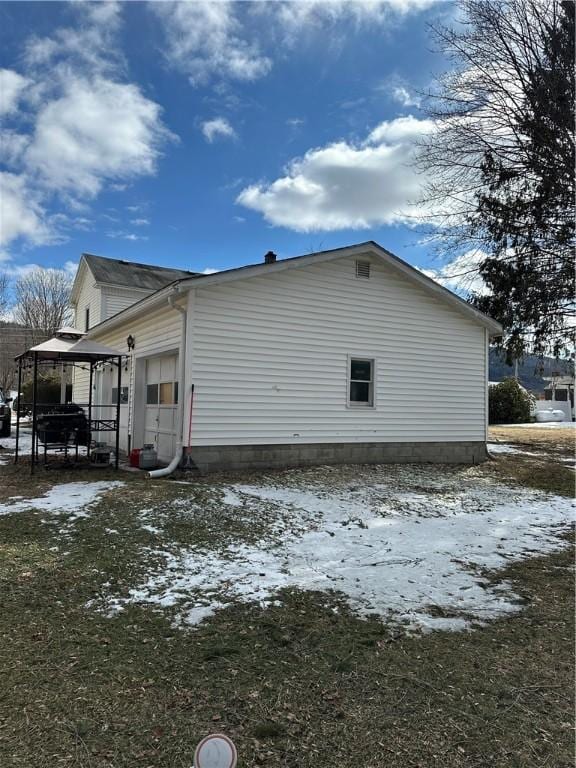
[184,441,489,473]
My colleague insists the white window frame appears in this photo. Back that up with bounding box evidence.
[347,355,376,408]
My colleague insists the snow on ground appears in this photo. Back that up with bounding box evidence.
[96,474,575,633]
[488,443,541,456]
[0,429,89,461]
[0,481,124,524]
[0,431,33,455]
[495,422,575,429]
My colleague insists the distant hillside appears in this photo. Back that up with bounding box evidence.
[489,349,573,393]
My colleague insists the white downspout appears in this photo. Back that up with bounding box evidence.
[148,287,187,478]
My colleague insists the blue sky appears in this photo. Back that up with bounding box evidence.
[0,0,461,282]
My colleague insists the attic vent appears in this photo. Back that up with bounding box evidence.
[355,260,371,279]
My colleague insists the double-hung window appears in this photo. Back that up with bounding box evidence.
[348,357,375,407]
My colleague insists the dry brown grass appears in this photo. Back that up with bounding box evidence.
[0,436,574,767]
[489,425,575,452]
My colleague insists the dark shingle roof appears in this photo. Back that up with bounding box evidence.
[82,253,197,292]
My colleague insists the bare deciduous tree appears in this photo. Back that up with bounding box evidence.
[0,272,8,320]
[13,268,73,344]
[419,0,575,358]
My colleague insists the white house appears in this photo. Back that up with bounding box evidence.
[70,252,195,333]
[540,374,575,422]
[71,241,502,471]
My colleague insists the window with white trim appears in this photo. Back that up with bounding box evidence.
[348,358,374,406]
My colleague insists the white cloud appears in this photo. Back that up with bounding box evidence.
[0,69,30,115]
[237,115,436,232]
[201,267,220,275]
[201,117,237,143]
[0,172,52,248]
[130,218,150,226]
[268,0,442,41]
[1,4,172,251]
[0,131,30,165]
[23,1,122,74]
[391,85,421,108]
[106,231,148,242]
[24,77,171,198]
[153,1,443,86]
[63,260,79,277]
[151,1,271,85]
[420,250,489,296]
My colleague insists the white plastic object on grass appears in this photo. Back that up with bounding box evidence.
[535,409,565,423]
[194,734,237,768]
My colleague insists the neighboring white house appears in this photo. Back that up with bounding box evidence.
[539,374,575,422]
[70,253,195,334]
[71,241,502,470]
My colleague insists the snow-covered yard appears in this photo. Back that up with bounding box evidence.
[72,465,575,633]
[0,447,573,768]
[0,436,573,634]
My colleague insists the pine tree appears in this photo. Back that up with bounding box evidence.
[471,1,575,358]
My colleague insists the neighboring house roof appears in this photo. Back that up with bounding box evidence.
[85,240,504,337]
[70,253,197,305]
[82,252,197,291]
[544,376,575,386]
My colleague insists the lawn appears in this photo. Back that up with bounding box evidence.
[0,434,574,767]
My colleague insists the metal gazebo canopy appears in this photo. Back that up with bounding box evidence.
[15,327,124,473]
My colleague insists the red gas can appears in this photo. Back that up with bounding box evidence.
[129,448,141,468]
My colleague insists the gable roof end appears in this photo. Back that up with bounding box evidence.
[81,253,197,292]
[86,241,502,337]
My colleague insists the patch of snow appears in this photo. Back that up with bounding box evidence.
[141,524,162,534]
[221,489,243,507]
[495,422,575,429]
[0,429,89,460]
[96,478,575,633]
[0,431,33,454]
[488,443,541,456]
[0,481,125,523]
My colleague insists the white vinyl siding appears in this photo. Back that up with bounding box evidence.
[74,272,101,330]
[102,287,151,320]
[72,269,100,404]
[89,303,182,358]
[72,274,159,405]
[189,254,486,446]
[77,304,182,454]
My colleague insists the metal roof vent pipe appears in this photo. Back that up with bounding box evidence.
[264,251,277,264]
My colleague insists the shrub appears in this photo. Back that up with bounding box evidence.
[489,378,533,424]
[20,374,62,407]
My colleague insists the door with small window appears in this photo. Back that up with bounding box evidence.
[144,355,178,462]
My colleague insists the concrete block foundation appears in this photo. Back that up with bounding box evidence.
[183,441,489,473]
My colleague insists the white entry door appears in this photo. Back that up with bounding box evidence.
[144,355,178,462]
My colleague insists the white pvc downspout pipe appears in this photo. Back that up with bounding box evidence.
[148,287,187,478]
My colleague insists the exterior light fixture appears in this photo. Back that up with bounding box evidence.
[127,334,135,351]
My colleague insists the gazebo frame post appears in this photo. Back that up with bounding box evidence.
[14,357,22,463]
[87,361,94,460]
[115,356,122,469]
[30,352,38,475]
[14,330,124,471]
